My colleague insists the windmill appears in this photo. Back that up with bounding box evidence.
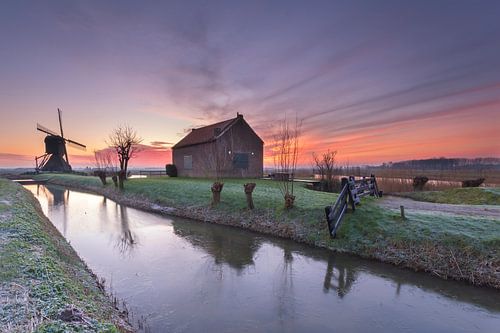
[35,108,86,172]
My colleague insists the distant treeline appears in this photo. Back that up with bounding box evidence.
[375,158,500,170]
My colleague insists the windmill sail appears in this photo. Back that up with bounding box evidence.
[66,139,86,150]
[35,108,87,172]
[58,108,70,165]
[37,123,59,136]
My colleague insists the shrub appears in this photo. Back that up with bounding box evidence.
[413,176,429,191]
[165,164,178,177]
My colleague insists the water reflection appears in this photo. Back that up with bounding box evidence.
[40,183,68,206]
[171,218,358,300]
[115,205,138,256]
[42,185,69,236]
[172,220,261,272]
[323,254,356,298]
[24,184,500,333]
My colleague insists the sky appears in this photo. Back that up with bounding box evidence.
[0,0,499,168]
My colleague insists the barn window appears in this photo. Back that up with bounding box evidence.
[233,153,249,169]
[184,155,192,170]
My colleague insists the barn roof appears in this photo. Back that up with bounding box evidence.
[172,115,240,149]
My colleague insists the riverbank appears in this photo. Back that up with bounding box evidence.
[0,179,133,332]
[34,174,500,289]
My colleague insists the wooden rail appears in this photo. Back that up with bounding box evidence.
[137,170,167,177]
[325,175,381,238]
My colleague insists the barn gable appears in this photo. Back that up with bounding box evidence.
[172,114,263,150]
[171,114,264,178]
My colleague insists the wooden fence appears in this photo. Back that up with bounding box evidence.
[325,175,381,238]
[137,170,167,177]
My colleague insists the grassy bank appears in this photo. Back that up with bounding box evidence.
[0,179,132,332]
[34,174,500,289]
[395,187,500,205]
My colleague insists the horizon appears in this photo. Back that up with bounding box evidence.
[1,1,500,169]
[2,156,499,171]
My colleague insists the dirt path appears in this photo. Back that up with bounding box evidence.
[377,196,500,219]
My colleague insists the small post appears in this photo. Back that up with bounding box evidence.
[340,177,348,189]
[400,205,406,220]
[243,183,256,209]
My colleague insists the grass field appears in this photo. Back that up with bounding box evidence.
[31,173,500,288]
[396,187,500,205]
[0,179,128,332]
[369,168,500,185]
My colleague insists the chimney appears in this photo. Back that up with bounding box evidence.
[237,112,243,119]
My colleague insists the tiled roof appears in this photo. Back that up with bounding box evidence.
[172,117,239,149]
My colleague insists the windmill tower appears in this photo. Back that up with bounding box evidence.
[35,109,86,172]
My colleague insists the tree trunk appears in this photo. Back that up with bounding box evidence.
[244,183,256,209]
[211,182,224,206]
[118,170,126,190]
[111,175,118,187]
[284,192,295,209]
[94,170,107,185]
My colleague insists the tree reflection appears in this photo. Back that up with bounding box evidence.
[275,243,296,330]
[115,205,138,256]
[323,254,357,298]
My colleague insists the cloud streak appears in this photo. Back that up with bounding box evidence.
[1,1,499,166]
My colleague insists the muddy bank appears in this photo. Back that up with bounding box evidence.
[37,176,500,289]
[0,179,133,332]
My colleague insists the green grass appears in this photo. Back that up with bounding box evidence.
[35,174,500,251]
[0,179,122,332]
[33,173,500,287]
[37,174,336,223]
[397,187,500,205]
[338,200,499,250]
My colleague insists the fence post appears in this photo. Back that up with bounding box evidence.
[341,177,348,190]
[348,176,357,211]
[341,177,348,206]
[400,205,406,220]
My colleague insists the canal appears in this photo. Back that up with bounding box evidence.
[25,184,500,332]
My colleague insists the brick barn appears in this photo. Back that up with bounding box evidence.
[171,114,264,178]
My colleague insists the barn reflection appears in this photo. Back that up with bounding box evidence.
[171,220,262,272]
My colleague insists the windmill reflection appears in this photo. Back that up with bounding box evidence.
[42,184,69,206]
[43,185,69,236]
[323,254,357,298]
[172,220,262,273]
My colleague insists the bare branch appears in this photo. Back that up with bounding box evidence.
[312,150,337,191]
[106,125,142,189]
[272,116,302,208]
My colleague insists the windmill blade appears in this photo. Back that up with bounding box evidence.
[66,139,87,151]
[37,123,59,136]
[58,108,65,138]
[57,108,70,164]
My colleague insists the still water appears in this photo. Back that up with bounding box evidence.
[26,185,500,333]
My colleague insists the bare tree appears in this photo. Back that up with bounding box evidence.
[107,125,142,189]
[94,149,118,185]
[206,140,230,206]
[273,117,302,209]
[244,183,256,209]
[94,150,107,185]
[312,150,338,192]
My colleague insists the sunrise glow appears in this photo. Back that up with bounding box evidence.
[0,1,499,168]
